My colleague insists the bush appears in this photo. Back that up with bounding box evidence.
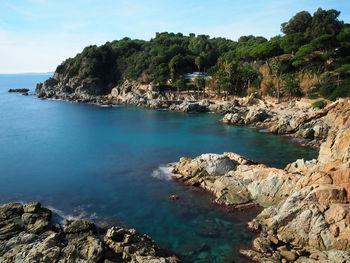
[308,91,320,99]
[312,100,327,109]
[295,44,315,58]
[328,78,350,101]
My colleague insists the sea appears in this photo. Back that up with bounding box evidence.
[0,73,318,262]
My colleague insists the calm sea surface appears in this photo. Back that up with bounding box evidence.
[0,74,317,262]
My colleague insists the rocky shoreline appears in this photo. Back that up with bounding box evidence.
[0,202,180,263]
[171,98,350,262]
[34,73,350,262]
[36,76,339,148]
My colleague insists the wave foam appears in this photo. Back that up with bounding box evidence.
[47,205,96,226]
[151,163,176,181]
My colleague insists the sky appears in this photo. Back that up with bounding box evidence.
[0,0,349,73]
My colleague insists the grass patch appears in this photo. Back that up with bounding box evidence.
[312,100,327,109]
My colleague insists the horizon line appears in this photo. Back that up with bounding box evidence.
[0,72,54,75]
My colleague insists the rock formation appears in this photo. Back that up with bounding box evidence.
[8,89,29,93]
[36,69,347,148]
[0,202,179,263]
[172,98,350,262]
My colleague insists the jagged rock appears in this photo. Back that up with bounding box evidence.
[63,219,95,239]
[0,221,24,241]
[21,203,51,235]
[0,203,179,262]
[253,237,272,253]
[205,155,237,176]
[250,185,350,252]
[60,235,103,262]
[245,109,270,124]
[0,203,23,221]
[23,202,41,213]
[174,102,350,262]
[103,226,175,261]
[173,152,298,207]
[222,113,244,125]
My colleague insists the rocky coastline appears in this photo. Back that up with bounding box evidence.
[171,98,350,262]
[34,72,350,262]
[36,74,339,148]
[0,202,180,263]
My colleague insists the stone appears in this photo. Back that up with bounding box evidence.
[0,221,24,240]
[267,235,279,245]
[205,155,237,176]
[169,194,179,200]
[280,250,297,261]
[0,202,178,262]
[253,237,272,253]
[0,203,23,221]
[63,219,95,237]
[23,202,41,213]
[8,89,29,93]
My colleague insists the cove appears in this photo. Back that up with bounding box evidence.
[0,74,317,262]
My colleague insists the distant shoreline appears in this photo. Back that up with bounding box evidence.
[0,72,53,75]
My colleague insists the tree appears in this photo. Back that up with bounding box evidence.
[240,65,259,94]
[305,8,343,40]
[173,75,186,93]
[250,39,283,60]
[282,73,300,100]
[281,11,312,35]
[295,44,315,58]
[195,55,205,72]
[280,33,304,55]
[216,71,232,100]
[271,62,282,103]
[169,55,184,81]
[194,75,205,99]
[310,34,333,53]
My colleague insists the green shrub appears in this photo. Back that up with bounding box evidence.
[295,44,315,58]
[328,78,350,101]
[308,92,320,99]
[312,100,327,109]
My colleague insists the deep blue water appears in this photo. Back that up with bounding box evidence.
[0,74,317,262]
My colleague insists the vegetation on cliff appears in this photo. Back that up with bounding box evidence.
[60,8,349,100]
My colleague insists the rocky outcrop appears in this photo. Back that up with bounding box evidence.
[222,98,350,148]
[172,104,350,262]
[172,153,298,207]
[8,89,29,93]
[36,66,347,149]
[35,58,348,147]
[0,202,180,263]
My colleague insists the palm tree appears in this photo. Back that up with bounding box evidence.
[194,75,205,100]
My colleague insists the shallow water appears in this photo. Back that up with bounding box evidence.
[0,74,318,262]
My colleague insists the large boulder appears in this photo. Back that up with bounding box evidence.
[173,153,297,207]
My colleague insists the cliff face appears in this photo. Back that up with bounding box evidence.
[173,98,350,262]
[35,60,114,102]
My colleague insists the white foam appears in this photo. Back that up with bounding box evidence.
[46,205,96,226]
[151,163,176,181]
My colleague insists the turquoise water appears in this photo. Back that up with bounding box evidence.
[0,74,317,262]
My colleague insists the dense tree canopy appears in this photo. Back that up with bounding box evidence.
[64,8,349,100]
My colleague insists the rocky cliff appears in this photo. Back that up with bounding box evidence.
[0,202,179,263]
[172,98,350,262]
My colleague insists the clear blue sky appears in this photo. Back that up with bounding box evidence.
[0,0,349,73]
